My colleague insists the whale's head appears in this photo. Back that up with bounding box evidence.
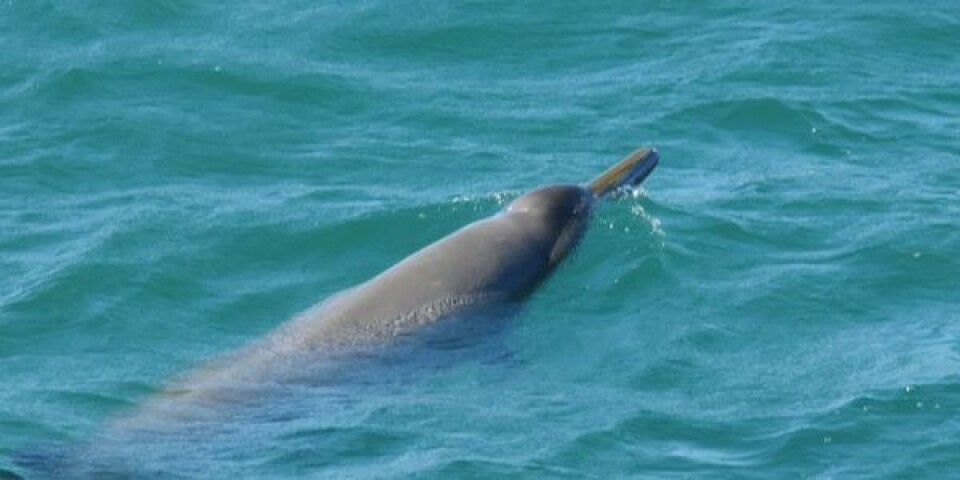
[507,185,594,266]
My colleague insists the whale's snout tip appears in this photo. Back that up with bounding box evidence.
[587,147,659,198]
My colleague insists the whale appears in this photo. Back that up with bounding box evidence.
[11,148,659,478]
[115,147,661,425]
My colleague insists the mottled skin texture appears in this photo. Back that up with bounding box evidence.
[293,184,593,346]
[113,185,595,430]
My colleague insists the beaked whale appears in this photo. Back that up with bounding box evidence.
[10,148,659,479]
[120,147,660,427]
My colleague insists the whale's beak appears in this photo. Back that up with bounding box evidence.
[587,147,659,198]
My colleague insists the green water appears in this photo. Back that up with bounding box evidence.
[2,1,959,478]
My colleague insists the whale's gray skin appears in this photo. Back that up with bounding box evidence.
[286,184,595,346]
[292,186,583,344]
[110,184,596,431]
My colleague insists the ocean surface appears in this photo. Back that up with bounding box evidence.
[2,1,959,478]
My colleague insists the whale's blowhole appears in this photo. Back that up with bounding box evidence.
[507,185,593,266]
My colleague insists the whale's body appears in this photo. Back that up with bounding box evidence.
[125,148,660,425]
[116,185,595,426]
[13,149,659,479]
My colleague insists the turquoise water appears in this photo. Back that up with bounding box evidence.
[3,1,959,477]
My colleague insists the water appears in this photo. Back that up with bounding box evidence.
[2,1,959,477]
